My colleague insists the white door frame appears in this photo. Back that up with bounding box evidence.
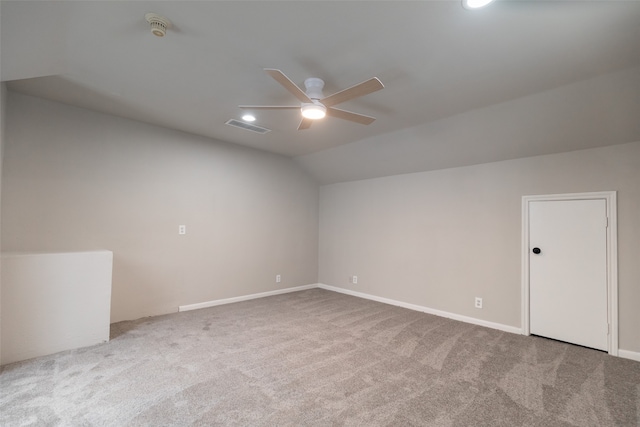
[521,191,618,356]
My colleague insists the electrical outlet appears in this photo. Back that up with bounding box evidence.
[352,275,358,284]
[475,297,483,309]
[276,274,281,283]
[178,225,186,235]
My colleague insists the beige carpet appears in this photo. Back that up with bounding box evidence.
[1,288,639,426]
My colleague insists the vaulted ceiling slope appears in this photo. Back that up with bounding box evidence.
[2,1,639,184]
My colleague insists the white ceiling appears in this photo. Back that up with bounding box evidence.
[2,1,640,184]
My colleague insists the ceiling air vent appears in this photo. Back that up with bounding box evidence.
[225,119,271,134]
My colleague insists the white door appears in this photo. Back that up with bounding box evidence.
[529,199,608,351]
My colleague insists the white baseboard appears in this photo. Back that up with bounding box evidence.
[618,349,640,362]
[178,284,318,312]
[317,283,523,335]
[180,283,638,361]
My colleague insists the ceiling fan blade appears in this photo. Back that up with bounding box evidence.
[264,69,313,104]
[326,107,376,125]
[321,77,384,107]
[239,105,300,109]
[298,117,313,130]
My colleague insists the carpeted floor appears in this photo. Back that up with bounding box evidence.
[1,288,639,426]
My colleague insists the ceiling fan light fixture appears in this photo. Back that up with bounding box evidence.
[462,0,495,9]
[239,69,383,129]
[301,103,326,120]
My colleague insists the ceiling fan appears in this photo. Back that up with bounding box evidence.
[239,69,384,130]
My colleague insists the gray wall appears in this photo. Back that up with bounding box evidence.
[319,141,640,353]
[1,92,319,323]
[4,87,639,354]
[1,83,6,359]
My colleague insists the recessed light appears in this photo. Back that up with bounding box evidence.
[242,114,256,122]
[462,0,495,10]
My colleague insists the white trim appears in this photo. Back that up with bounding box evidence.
[318,284,522,335]
[178,282,634,359]
[178,284,318,312]
[521,191,618,356]
[618,350,640,362]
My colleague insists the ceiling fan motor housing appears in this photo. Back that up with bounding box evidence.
[304,78,325,100]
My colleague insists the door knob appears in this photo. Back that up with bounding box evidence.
[532,247,541,254]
